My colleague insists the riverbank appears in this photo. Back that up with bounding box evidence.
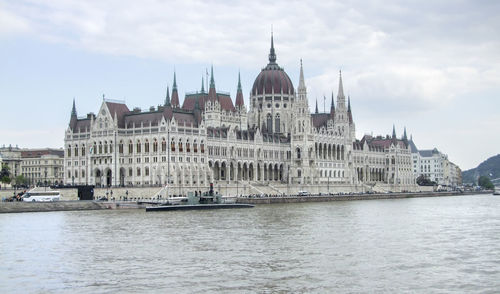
[236,191,489,204]
[1,191,491,213]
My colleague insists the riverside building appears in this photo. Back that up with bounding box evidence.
[63,36,417,195]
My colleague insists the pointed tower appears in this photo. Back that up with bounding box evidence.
[330,92,335,118]
[171,72,180,108]
[269,31,277,64]
[298,59,306,97]
[208,65,217,101]
[71,98,77,117]
[336,70,346,109]
[164,85,171,106]
[347,96,353,124]
[315,98,319,114]
[392,124,397,139]
[235,71,244,109]
[70,98,78,129]
[201,76,205,93]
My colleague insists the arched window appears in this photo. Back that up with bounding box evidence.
[186,140,190,152]
[98,142,103,154]
[144,139,149,153]
[75,170,78,178]
[93,142,97,154]
[109,141,113,153]
[137,140,141,153]
[128,168,132,177]
[67,145,72,157]
[194,140,198,153]
[82,170,85,178]
[178,139,183,152]
[81,144,86,156]
[275,114,280,133]
[128,140,133,154]
[137,167,141,176]
[153,139,158,152]
[161,138,166,152]
[296,147,301,159]
[145,167,149,176]
[266,113,272,133]
[104,141,108,153]
[74,144,78,157]
[200,141,205,153]
[119,141,124,154]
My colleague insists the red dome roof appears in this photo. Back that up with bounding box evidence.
[251,34,294,96]
[252,65,294,96]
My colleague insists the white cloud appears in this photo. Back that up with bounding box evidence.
[1,0,500,168]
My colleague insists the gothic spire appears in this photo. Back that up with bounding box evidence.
[173,71,177,91]
[201,76,205,93]
[164,85,171,106]
[235,71,244,108]
[210,65,215,89]
[392,124,396,139]
[315,98,319,114]
[403,126,408,140]
[171,71,180,108]
[330,91,335,117]
[298,59,306,91]
[208,65,217,101]
[337,70,345,100]
[269,31,276,64]
[347,96,353,124]
[237,71,242,92]
[71,98,77,117]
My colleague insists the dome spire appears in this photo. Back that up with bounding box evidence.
[268,30,277,64]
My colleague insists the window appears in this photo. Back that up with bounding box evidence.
[137,168,141,176]
[153,139,158,152]
[267,113,272,133]
[119,141,124,153]
[144,140,150,153]
[161,139,166,152]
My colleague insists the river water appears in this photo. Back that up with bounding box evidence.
[1,194,499,293]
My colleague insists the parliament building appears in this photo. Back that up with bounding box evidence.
[64,35,416,195]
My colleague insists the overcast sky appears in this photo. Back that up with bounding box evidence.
[1,0,499,170]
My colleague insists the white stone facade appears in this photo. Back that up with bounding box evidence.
[63,40,418,195]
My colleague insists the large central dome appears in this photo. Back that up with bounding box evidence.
[251,35,294,96]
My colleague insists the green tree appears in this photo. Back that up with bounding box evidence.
[14,175,27,187]
[478,176,494,189]
[0,163,10,179]
[1,175,11,185]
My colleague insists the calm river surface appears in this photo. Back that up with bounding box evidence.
[1,194,499,293]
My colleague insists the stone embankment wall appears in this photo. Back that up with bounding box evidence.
[237,191,482,204]
[0,201,104,213]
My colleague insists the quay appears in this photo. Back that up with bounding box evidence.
[0,191,490,213]
[235,191,488,204]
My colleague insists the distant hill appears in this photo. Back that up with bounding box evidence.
[462,154,500,184]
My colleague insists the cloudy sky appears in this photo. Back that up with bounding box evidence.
[1,0,499,170]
